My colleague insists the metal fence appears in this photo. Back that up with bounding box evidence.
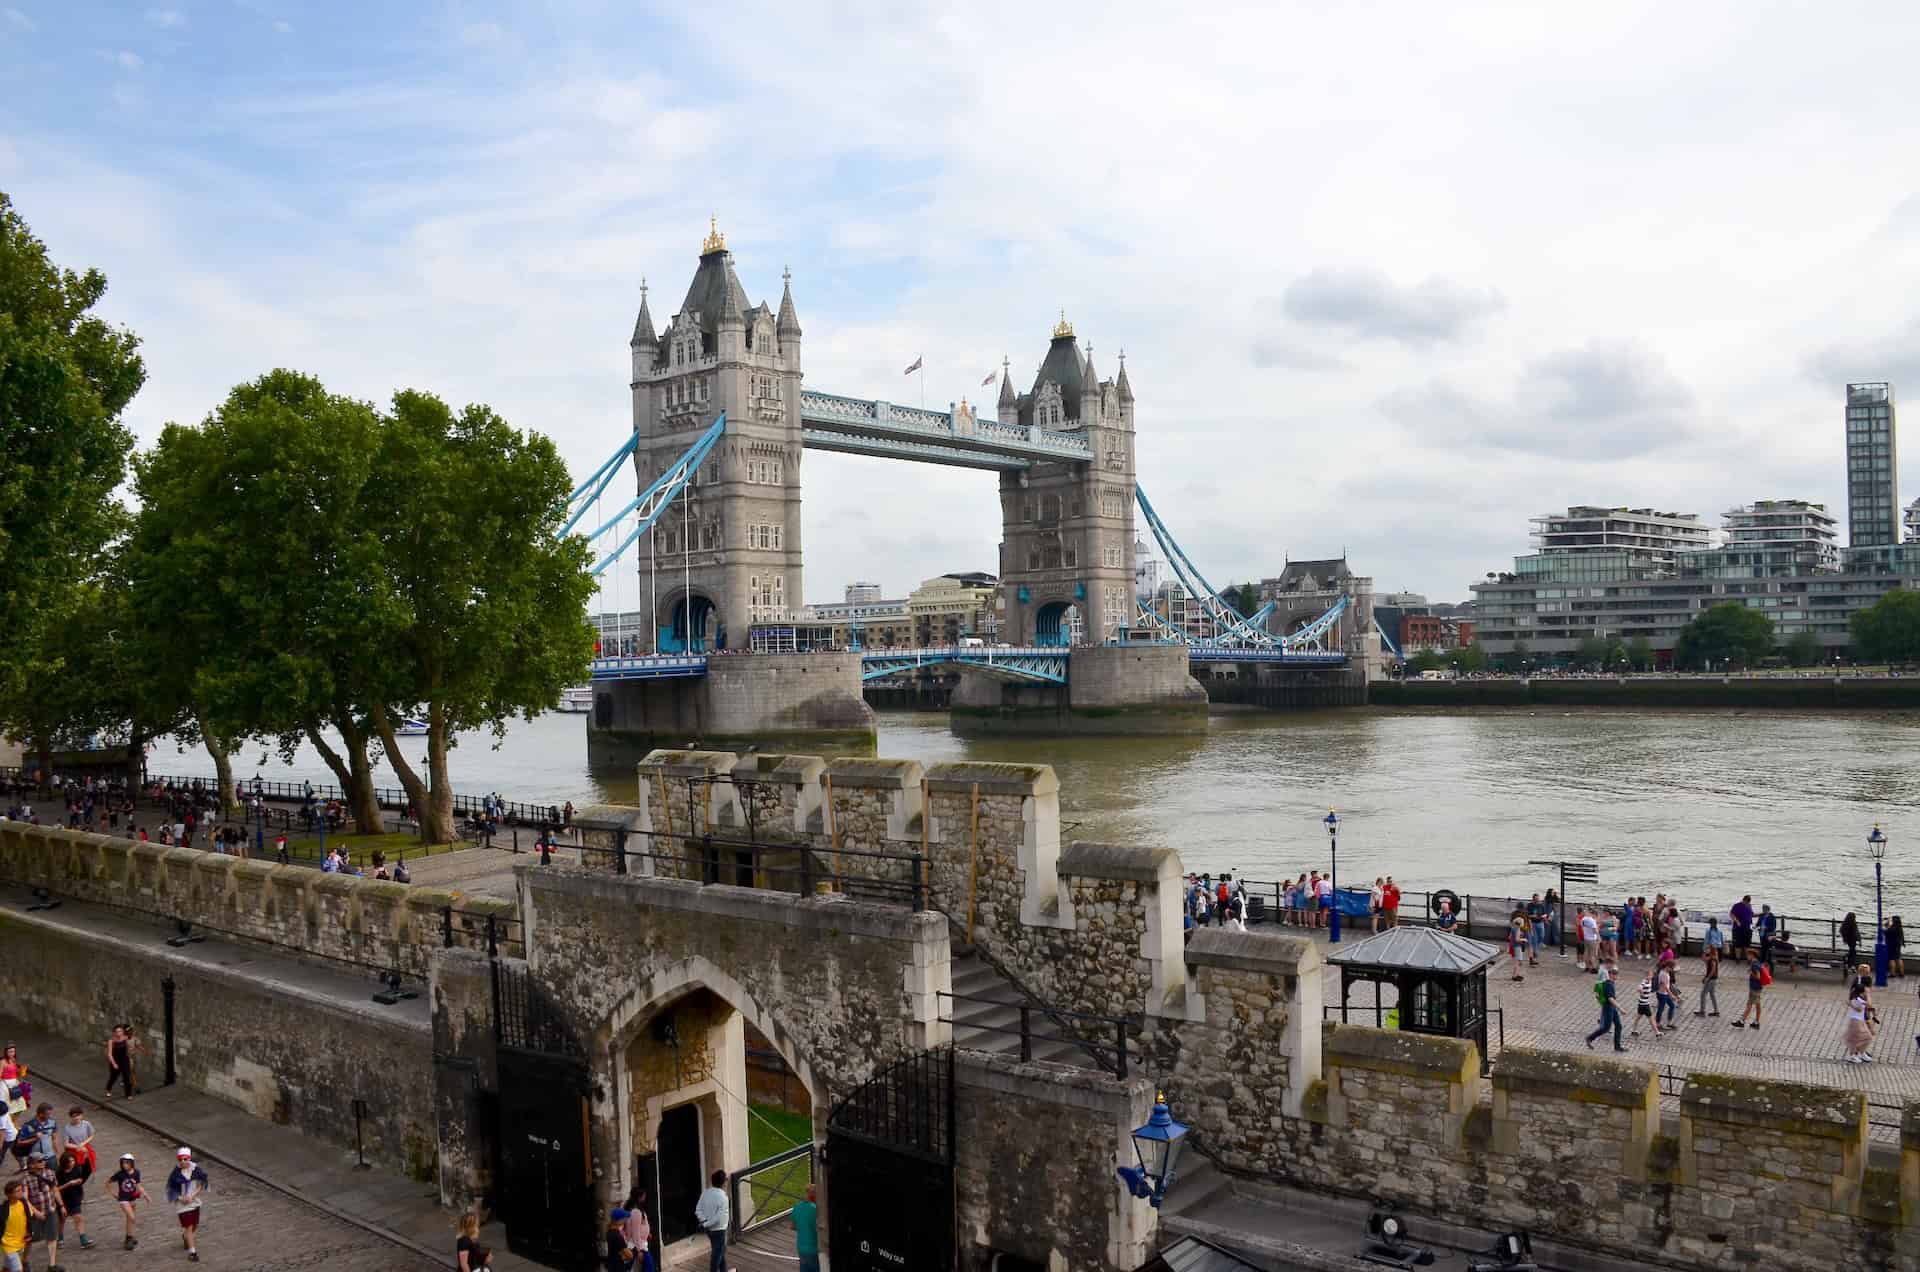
[729,1143,814,1240]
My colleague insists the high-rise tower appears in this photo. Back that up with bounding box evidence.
[1845,382,1899,548]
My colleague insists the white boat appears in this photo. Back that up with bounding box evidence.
[558,685,594,714]
[395,717,430,737]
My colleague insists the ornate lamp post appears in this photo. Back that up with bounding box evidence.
[1326,808,1342,943]
[1870,824,1889,988]
[1116,1093,1190,1208]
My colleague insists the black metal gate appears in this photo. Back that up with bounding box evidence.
[827,1046,954,1272]
[493,961,596,1269]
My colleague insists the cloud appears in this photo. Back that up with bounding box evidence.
[2,8,32,31]
[1804,320,1920,397]
[1282,267,1504,347]
[1382,341,1693,460]
[145,7,184,28]
[99,50,144,71]
[272,19,291,33]
[1249,340,1347,372]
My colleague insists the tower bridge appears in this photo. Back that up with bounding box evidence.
[572,222,1374,759]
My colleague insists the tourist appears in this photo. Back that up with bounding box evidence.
[19,1104,55,1163]
[1506,911,1527,982]
[1730,895,1755,959]
[1383,876,1401,928]
[793,1183,820,1272]
[1,1178,28,1272]
[1306,871,1321,928]
[55,1146,90,1250]
[1845,983,1876,1063]
[1578,908,1599,972]
[1734,951,1770,1030]
[166,1146,208,1262]
[104,1026,132,1101]
[1525,893,1549,965]
[1757,905,1779,969]
[1655,963,1679,1029]
[61,1105,95,1173]
[1315,871,1333,925]
[1370,878,1384,934]
[1888,916,1906,978]
[1703,917,1725,961]
[693,1168,729,1272]
[1620,897,1637,960]
[108,1153,144,1250]
[1435,897,1457,931]
[1228,883,1248,932]
[1630,971,1661,1037]
[456,1211,483,1270]
[22,1155,61,1267]
[1599,909,1619,969]
[622,1187,654,1272]
[605,1207,636,1270]
[1841,913,1862,978]
[1585,967,1625,1052]
[0,1046,28,1113]
[1695,942,1721,1017]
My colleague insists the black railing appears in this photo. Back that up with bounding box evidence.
[938,988,1132,1078]
[138,770,565,829]
[566,826,930,911]
[441,906,525,958]
[826,1046,954,1165]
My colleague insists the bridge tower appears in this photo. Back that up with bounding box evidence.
[995,315,1137,646]
[629,220,804,652]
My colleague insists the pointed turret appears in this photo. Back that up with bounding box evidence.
[1116,348,1133,402]
[777,267,802,338]
[997,357,1016,409]
[630,278,655,348]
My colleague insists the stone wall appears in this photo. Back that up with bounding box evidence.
[587,651,875,764]
[430,949,499,1209]
[0,904,435,1179]
[0,820,521,976]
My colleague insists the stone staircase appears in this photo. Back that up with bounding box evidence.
[946,950,1106,1069]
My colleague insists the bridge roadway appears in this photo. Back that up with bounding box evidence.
[588,643,1348,685]
[798,389,1091,470]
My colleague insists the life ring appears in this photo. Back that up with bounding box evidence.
[1431,888,1461,917]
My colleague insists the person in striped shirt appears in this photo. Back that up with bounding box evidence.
[1629,973,1663,1037]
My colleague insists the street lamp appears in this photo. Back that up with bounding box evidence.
[1325,809,1342,943]
[1116,1092,1189,1208]
[1869,824,1889,988]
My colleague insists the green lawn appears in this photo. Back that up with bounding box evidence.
[745,1103,813,1218]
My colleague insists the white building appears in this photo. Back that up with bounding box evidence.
[1722,500,1838,573]
[1530,506,1710,575]
[844,581,883,604]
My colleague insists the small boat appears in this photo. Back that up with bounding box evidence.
[557,685,594,714]
[395,717,430,737]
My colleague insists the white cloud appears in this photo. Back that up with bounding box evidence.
[272,19,290,33]
[1282,268,1505,347]
[98,49,143,71]
[144,7,183,28]
[2,8,32,32]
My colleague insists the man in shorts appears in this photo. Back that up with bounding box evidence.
[21,1154,62,1268]
[166,1146,208,1262]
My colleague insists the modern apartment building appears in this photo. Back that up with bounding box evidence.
[1720,500,1839,573]
[844,581,884,604]
[1846,383,1899,547]
[1529,507,1711,572]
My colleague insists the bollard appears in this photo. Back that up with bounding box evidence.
[161,975,178,1086]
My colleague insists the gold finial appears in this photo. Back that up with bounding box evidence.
[1052,309,1074,340]
[701,216,727,255]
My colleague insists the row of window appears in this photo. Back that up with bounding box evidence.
[747,460,784,484]
[748,523,784,550]
[666,377,711,408]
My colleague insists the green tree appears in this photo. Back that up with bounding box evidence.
[1406,648,1446,674]
[129,371,391,831]
[357,390,595,844]
[1784,631,1824,668]
[1675,603,1775,670]
[1626,636,1653,671]
[0,193,145,710]
[1230,582,1259,619]
[1502,639,1532,674]
[1849,589,1920,664]
[1575,635,1608,670]
[1451,642,1489,672]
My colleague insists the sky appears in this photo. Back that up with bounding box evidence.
[6,3,1920,607]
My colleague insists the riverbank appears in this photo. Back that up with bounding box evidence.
[1370,674,1920,709]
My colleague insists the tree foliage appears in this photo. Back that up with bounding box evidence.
[1849,589,1920,665]
[1784,631,1824,668]
[1453,642,1490,673]
[0,192,144,712]
[1626,636,1654,671]
[1674,603,1775,670]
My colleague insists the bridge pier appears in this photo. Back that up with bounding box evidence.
[950,644,1207,736]
[588,652,876,765]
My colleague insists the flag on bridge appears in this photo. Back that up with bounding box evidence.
[903,356,923,375]
[980,370,997,386]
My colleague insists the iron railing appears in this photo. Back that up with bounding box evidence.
[938,989,1132,1078]
[728,1143,814,1240]
[826,1046,955,1165]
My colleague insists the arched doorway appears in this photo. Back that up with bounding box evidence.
[1034,600,1081,647]
[661,592,720,653]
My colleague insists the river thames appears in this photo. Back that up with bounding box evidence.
[165,707,1920,921]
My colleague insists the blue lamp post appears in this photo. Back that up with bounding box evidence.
[1116,1093,1189,1208]
[1870,824,1889,988]
[1325,809,1341,943]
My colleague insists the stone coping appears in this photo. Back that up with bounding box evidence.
[523,863,940,941]
[571,804,644,828]
[923,761,1058,796]
[636,749,740,777]
[1184,927,1318,976]
[1059,840,1176,883]
[730,754,826,785]
[1492,1045,1656,1105]
[1681,1070,1866,1139]
[1325,1022,1479,1081]
[823,757,925,789]
[954,1046,1150,1113]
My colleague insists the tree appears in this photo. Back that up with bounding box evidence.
[1230,582,1259,619]
[1453,642,1490,673]
[1575,636,1609,670]
[357,390,596,844]
[1784,631,1824,668]
[1502,639,1532,674]
[0,193,144,711]
[1406,649,1446,674]
[129,371,390,832]
[1626,636,1653,672]
[1674,603,1775,670]
[1849,589,1920,665]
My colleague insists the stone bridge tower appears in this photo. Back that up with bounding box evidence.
[628,222,804,651]
[995,315,1137,645]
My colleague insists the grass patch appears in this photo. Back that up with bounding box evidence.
[745,1102,813,1218]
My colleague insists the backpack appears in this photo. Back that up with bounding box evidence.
[1592,979,1608,1006]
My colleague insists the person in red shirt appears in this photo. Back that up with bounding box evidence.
[1382,877,1401,928]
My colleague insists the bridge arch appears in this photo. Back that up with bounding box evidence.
[658,586,723,653]
[1034,598,1082,647]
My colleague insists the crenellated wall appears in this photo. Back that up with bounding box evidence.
[0,820,521,975]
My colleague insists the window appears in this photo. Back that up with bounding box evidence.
[1028,551,1041,570]
[1100,493,1124,518]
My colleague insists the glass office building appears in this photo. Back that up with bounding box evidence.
[1846,383,1899,547]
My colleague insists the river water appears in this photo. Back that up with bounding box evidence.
[162,707,1920,922]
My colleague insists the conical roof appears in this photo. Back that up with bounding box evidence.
[630,281,656,348]
[1324,926,1502,974]
[1116,352,1133,402]
[777,270,802,337]
[997,359,1016,409]
[1029,332,1086,423]
[677,246,753,336]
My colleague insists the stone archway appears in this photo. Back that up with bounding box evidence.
[658,587,723,653]
[1035,599,1082,647]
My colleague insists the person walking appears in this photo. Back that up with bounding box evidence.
[1,1179,28,1272]
[1585,967,1626,1052]
[166,1146,208,1262]
[22,1154,61,1270]
[1734,951,1770,1030]
[622,1187,654,1272]
[1695,943,1721,1017]
[1888,916,1906,978]
[1844,986,1876,1063]
[1630,971,1661,1037]
[792,1184,820,1272]
[1840,912,1861,979]
[693,1169,728,1272]
[61,1106,96,1175]
[1655,964,1679,1030]
[107,1154,145,1251]
[1506,911,1527,982]
[605,1208,636,1271]
[55,1146,90,1253]
[455,1211,483,1270]
[103,1027,132,1101]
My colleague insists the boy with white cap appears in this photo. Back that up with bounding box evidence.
[107,1152,146,1250]
[165,1147,208,1262]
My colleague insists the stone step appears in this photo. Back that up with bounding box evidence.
[1160,1155,1231,1217]
[948,995,1021,1029]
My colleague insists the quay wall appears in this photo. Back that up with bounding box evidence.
[1371,676,1920,709]
[0,821,521,977]
[587,651,876,764]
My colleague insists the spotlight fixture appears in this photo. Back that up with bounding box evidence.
[1467,1231,1536,1272]
[1360,1206,1434,1269]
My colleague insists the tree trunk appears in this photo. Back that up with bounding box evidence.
[425,700,456,849]
[306,717,384,835]
[370,703,449,843]
[122,728,145,806]
[197,714,235,814]
[32,735,51,793]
